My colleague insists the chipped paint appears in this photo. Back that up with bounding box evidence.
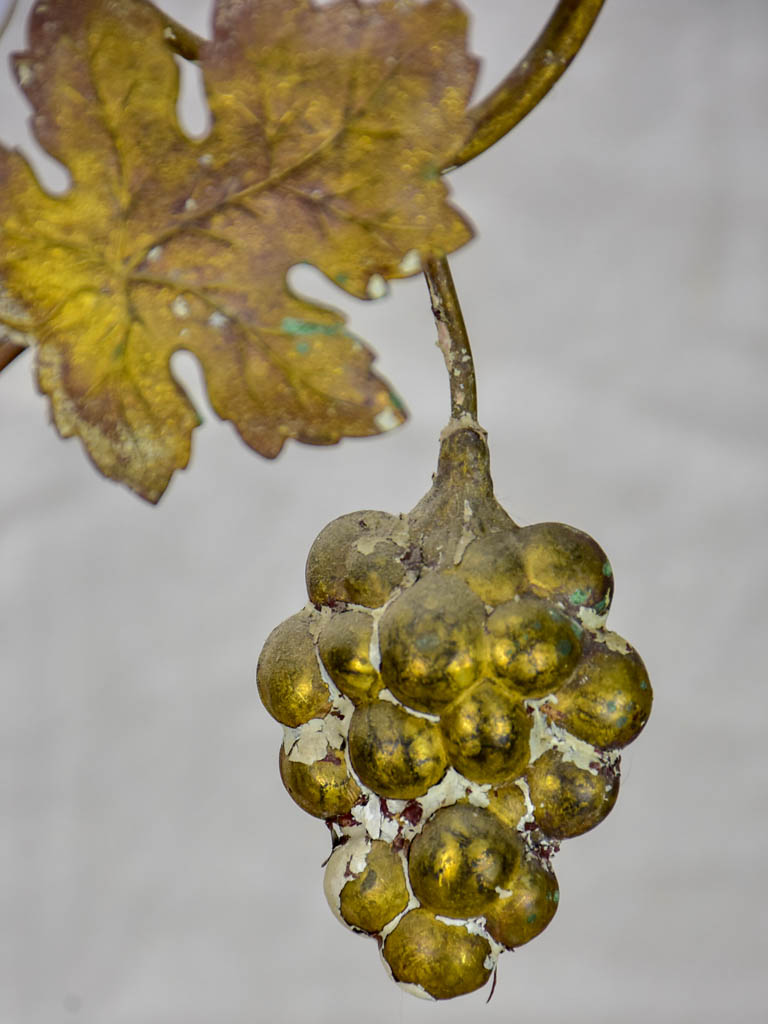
[577,605,609,630]
[374,407,401,432]
[323,835,370,921]
[398,249,422,274]
[527,699,606,773]
[261,422,649,998]
[16,61,33,86]
[600,630,631,655]
[366,273,388,299]
[452,498,477,565]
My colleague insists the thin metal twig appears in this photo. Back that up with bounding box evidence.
[423,256,478,423]
[0,340,25,373]
[160,13,205,61]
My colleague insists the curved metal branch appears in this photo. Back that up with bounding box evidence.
[451,0,606,169]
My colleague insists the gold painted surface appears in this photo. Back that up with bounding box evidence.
[527,749,619,839]
[439,678,531,784]
[338,840,409,934]
[485,781,528,829]
[450,528,525,605]
[348,701,447,800]
[379,574,486,713]
[0,0,479,499]
[406,428,515,570]
[487,597,582,697]
[318,609,383,704]
[305,510,405,608]
[383,908,492,999]
[279,744,361,819]
[257,610,331,726]
[518,522,613,614]
[408,804,519,917]
[485,854,559,949]
[543,643,652,750]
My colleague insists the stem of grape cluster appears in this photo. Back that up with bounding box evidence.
[423,256,478,424]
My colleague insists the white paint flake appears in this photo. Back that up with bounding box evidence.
[577,605,609,630]
[600,630,631,654]
[208,311,228,329]
[147,246,163,263]
[283,709,348,765]
[366,273,388,299]
[171,296,189,318]
[527,700,608,773]
[398,249,421,275]
[374,407,401,432]
[17,62,34,87]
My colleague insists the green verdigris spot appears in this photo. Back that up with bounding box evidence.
[569,588,590,605]
[281,317,343,337]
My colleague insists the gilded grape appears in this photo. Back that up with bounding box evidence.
[256,427,651,999]
[347,700,448,799]
[439,678,531,784]
[383,908,493,1000]
[379,574,486,713]
[408,803,520,917]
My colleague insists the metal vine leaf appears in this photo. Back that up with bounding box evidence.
[0,0,477,501]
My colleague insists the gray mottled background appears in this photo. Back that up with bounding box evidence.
[2,1,767,1021]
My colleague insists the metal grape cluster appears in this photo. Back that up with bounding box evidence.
[257,427,652,1000]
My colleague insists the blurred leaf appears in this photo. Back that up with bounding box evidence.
[0,0,476,501]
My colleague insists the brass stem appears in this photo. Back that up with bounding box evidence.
[424,256,478,422]
[451,0,606,169]
[0,340,25,373]
[160,13,205,61]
